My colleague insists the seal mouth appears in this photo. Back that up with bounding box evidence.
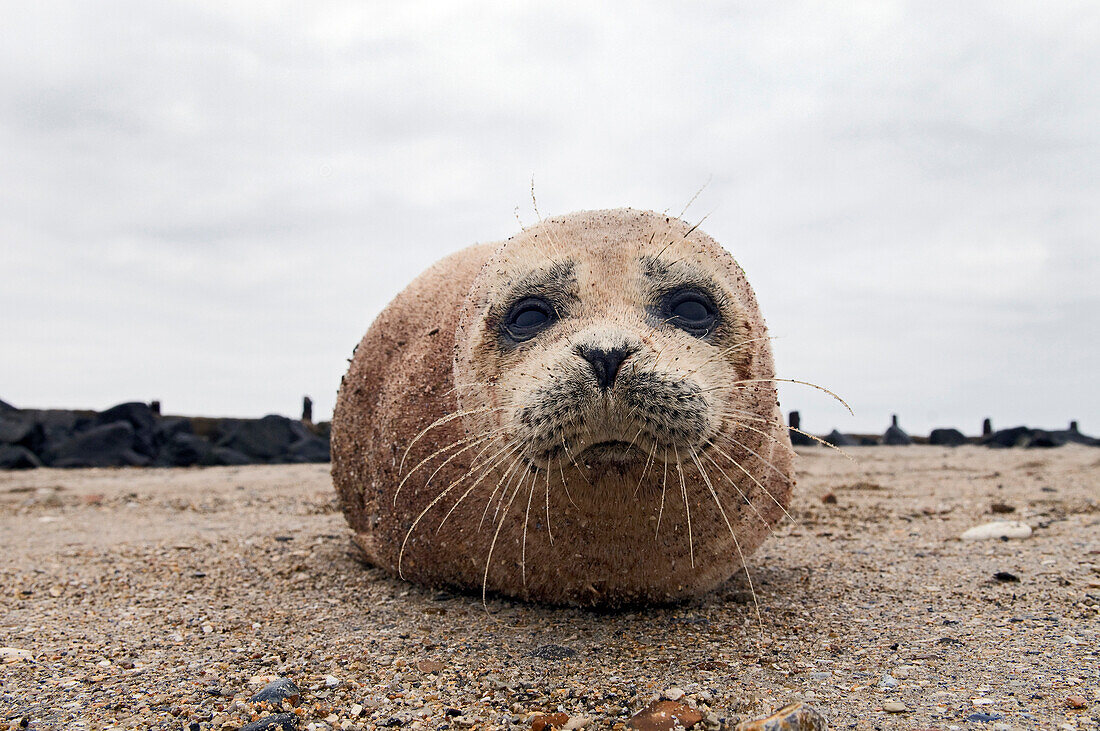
[575,440,643,466]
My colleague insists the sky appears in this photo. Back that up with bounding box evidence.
[1,1,1097,435]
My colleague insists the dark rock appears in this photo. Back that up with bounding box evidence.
[154,417,193,443]
[1026,429,1066,448]
[0,415,35,446]
[981,426,1031,449]
[982,418,993,436]
[209,446,252,466]
[1056,422,1099,445]
[217,415,304,462]
[96,402,157,458]
[0,398,15,411]
[823,429,853,447]
[883,415,911,445]
[48,422,151,468]
[993,571,1019,582]
[857,435,880,446]
[302,396,313,423]
[156,433,214,467]
[527,644,577,660]
[0,445,42,470]
[286,435,330,463]
[240,714,299,731]
[788,411,815,446]
[929,428,967,447]
[250,678,301,706]
[965,712,1003,722]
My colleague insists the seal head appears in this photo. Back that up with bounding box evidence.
[332,208,794,607]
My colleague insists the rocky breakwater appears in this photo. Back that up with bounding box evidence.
[0,400,330,470]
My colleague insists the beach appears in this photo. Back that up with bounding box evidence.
[2,446,1097,730]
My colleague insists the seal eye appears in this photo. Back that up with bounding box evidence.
[503,297,556,341]
[665,289,719,336]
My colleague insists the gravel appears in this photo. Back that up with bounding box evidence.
[1,446,1098,729]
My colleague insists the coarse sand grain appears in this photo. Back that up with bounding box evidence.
[1,446,1097,729]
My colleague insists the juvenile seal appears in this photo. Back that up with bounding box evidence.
[332,208,795,607]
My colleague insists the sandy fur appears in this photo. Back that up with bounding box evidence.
[331,208,794,607]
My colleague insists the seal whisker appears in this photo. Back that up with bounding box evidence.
[521,468,538,587]
[714,412,855,462]
[480,450,529,532]
[436,439,523,532]
[482,465,532,611]
[397,435,510,578]
[543,462,554,545]
[690,446,765,644]
[707,438,798,526]
[700,448,774,530]
[633,440,660,498]
[655,453,670,540]
[399,406,510,472]
[721,378,853,415]
[673,444,694,569]
[394,431,500,506]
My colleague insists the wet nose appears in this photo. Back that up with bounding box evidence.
[578,346,633,390]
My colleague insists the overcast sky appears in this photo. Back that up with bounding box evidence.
[2,1,1097,435]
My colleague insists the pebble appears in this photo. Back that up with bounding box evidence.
[734,702,827,730]
[882,701,906,713]
[530,713,569,731]
[527,644,577,660]
[249,678,302,706]
[628,700,703,731]
[880,674,898,688]
[662,687,686,701]
[966,712,1004,722]
[323,674,340,687]
[240,713,299,731]
[960,521,1032,541]
[0,647,32,663]
[1066,695,1087,709]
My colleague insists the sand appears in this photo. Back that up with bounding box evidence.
[1,446,1097,730]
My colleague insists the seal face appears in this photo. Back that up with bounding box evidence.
[332,208,794,607]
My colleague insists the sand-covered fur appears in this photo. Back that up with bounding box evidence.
[332,209,794,606]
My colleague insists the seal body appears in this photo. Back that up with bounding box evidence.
[332,208,794,607]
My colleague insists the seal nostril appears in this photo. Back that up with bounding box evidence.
[578,346,632,390]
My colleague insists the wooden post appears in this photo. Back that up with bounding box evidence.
[302,396,313,423]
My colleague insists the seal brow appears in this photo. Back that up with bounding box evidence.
[493,260,578,318]
[638,255,725,304]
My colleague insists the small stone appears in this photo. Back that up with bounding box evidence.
[530,712,569,730]
[821,493,837,504]
[416,659,446,674]
[990,502,1015,514]
[324,674,340,687]
[662,687,685,701]
[993,571,1020,582]
[0,647,32,663]
[960,521,1031,541]
[966,713,1003,722]
[734,702,827,730]
[883,701,906,713]
[527,644,577,660]
[1066,695,1087,709]
[249,678,302,706]
[880,674,898,687]
[629,700,704,731]
[240,713,299,731]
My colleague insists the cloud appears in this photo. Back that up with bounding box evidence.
[1,1,1097,434]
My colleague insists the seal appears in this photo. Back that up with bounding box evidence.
[331,208,795,607]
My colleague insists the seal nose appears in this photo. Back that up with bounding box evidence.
[578,346,632,390]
